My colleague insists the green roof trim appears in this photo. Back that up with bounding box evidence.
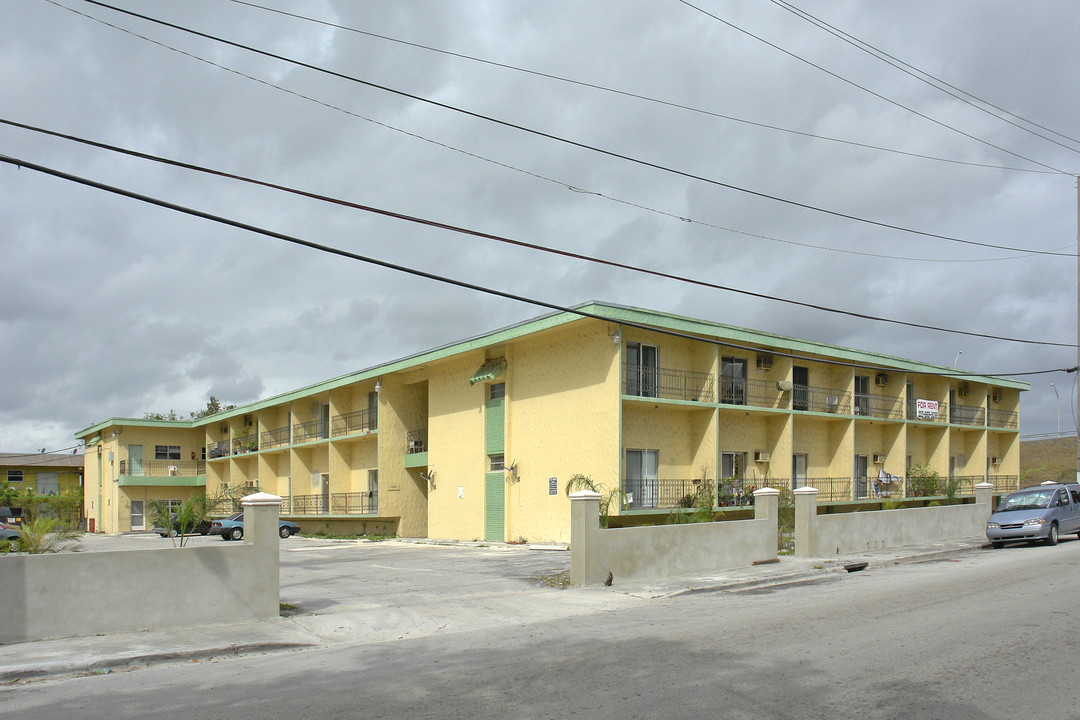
[74,301,1029,439]
[469,358,507,385]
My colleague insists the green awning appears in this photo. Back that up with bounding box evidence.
[469,358,506,385]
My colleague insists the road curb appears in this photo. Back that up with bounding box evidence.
[0,641,314,683]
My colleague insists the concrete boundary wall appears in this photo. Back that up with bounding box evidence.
[0,493,281,644]
[795,483,994,557]
[570,488,779,586]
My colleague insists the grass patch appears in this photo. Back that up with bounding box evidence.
[279,601,298,615]
[539,571,571,589]
[309,531,395,541]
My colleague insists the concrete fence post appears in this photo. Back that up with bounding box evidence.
[569,490,602,587]
[974,482,994,517]
[753,487,781,558]
[241,491,283,619]
[794,486,819,557]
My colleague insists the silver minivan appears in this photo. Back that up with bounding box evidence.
[986,483,1080,548]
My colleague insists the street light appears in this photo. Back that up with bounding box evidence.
[1051,383,1061,435]
[953,350,963,369]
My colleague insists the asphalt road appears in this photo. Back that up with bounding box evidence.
[5,539,1080,719]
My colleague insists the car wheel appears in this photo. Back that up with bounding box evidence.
[220,534,231,541]
[991,541,1004,549]
[279,526,291,539]
[229,527,244,541]
[159,533,169,538]
[200,528,209,536]
[1047,522,1059,546]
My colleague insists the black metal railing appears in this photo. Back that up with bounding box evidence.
[853,393,904,420]
[987,408,1018,429]
[332,408,378,437]
[260,425,290,449]
[406,429,427,454]
[719,378,782,408]
[292,419,329,444]
[118,459,206,477]
[988,475,1020,494]
[207,440,230,459]
[623,363,715,402]
[908,401,950,423]
[792,385,852,415]
[282,491,378,515]
[950,404,985,426]
[624,477,712,510]
[232,434,257,454]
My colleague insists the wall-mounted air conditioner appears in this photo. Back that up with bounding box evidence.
[757,354,773,370]
[957,382,969,398]
[754,450,771,463]
[991,389,1002,403]
[875,373,888,387]
[991,457,1001,466]
[243,415,253,427]
[872,454,885,464]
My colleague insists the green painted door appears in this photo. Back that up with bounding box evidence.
[485,471,505,541]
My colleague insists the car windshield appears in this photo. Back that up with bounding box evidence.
[997,490,1053,512]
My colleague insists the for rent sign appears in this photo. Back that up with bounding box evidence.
[916,399,939,420]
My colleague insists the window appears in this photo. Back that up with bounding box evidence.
[854,376,870,416]
[155,445,181,461]
[721,357,748,405]
[489,454,505,471]
[625,343,658,397]
[489,383,505,400]
[6,470,23,483]
[792,366,809,411]
[625,449,659,509]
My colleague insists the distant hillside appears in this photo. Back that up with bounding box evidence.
[1021,436,1078,486]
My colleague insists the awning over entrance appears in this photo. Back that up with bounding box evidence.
[469,357,506,385]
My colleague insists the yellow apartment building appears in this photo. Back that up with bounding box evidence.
[76,303,1025,542]
[0,453,84,499]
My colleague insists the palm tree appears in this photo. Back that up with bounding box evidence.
[17,516,82,554]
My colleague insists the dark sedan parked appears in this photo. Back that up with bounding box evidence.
[0,521,19,549]
[209,513,300,541]
[153,514,213,537]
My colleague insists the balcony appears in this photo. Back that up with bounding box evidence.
[207,440,230,459]
[117,459,206,487]
[623,363,714,403]
[719,378,781,409]
[260,425,290,450]
[950,404,985,426]
[232,434,257,455]
[907,401,950,424]
[406,429,428,454]
[987,408,1018,430]
[792,385,852,415]
[281,491,378,515]
[332,408,378,437]
[852,393,904,420]
[292,419,329,444]
[624,477,713,510]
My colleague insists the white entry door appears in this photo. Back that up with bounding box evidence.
[130,500,145,531]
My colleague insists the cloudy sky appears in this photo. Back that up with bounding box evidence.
[1,0,1077,453]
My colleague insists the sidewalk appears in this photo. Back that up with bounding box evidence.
[0,538,988,683]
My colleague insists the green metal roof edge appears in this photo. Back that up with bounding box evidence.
[584,303,1030,391]
[74,301,1028,438]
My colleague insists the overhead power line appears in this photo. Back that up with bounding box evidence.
[769,0,1080,152]
[676,0,1072,174]
[0,149,1075,351]
[38,7,1056,265]
[223,0,1059,176]
[67,0,1075,257]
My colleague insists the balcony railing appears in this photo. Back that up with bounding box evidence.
[207,440,230,459]
[719,378,781,409]
[406,429,427,454]
[907,401,950,423]
[624,477,712,510]
[118,459,206,477]
[623,363,715,402]
[260,425,290,450]
[988,475,1020,494]
[282,491,378,515]
[853,393,904,420]
[292,419,329,444]
[987,408,1019,429]
[950,404,985,426]
[332,408,378,437]
[232,434,257,454]
[792,385,852,415]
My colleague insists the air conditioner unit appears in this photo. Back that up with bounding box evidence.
[756,354,773,370]
[243,415,253,427]
[957,382,969,398]
[991,389,1002,403]
[219,423,227,434]
[991,457,1001,466]
[875,373,888,387]
[872,454,885,464]
[754,450,771,463]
